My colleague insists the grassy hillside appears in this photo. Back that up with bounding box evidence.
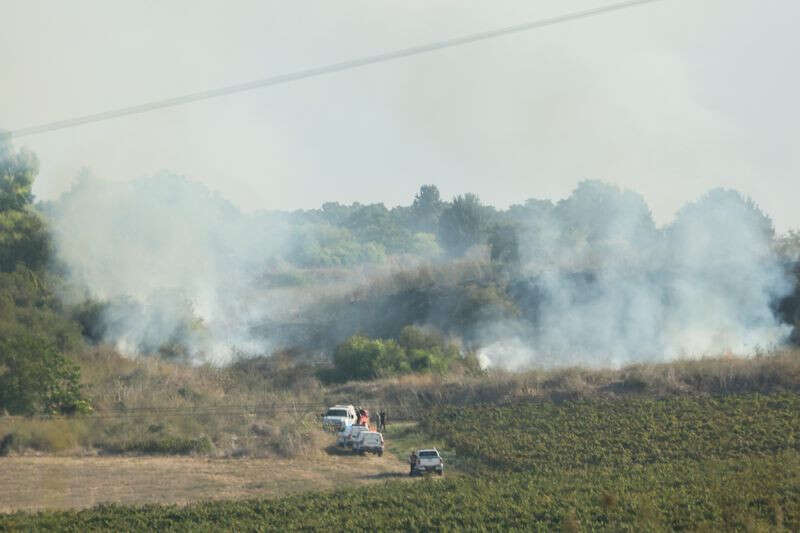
[0,347,328,457]
[3,392,798,530]
[3,348,799,457]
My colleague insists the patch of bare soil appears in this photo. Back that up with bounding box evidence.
[0,450,407,512]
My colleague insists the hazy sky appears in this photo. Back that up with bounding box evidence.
[2,0,798,231]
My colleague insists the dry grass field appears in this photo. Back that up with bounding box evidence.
[0,450,408,512]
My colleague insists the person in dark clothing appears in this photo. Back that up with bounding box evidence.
[379,410,386,431]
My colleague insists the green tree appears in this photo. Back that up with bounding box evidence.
[0,143,37,212]
[488,224,520,267]
[0,331,89,415]
[319,202,358,226]
[438,193,488,256]
[555,180,656,247]
[668,188,775,269]
[0,209,50,272]
[0,144,90,415]
[0,143,50,272]
[344,203,414,254]
[0,267,84,355]
[412,185,444,233]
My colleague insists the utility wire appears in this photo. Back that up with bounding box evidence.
[4,0,667,139]
[0,398,549,420]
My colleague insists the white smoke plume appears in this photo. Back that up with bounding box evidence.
[478,182,793,369]
[48,172,289,363]
[47,173,794,369]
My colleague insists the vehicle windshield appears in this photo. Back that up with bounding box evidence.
[326,409,347,417]
[419,451,438,457]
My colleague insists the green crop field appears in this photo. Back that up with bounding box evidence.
[3,393,799,531]
[418,394,800,472]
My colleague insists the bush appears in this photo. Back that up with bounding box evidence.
[288,224,386,267]
[398,326,459,373]
[326,326,470,382]
[331,335,409,381]
[0,331,90,415]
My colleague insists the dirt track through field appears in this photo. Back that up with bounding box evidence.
[0,451,408,512]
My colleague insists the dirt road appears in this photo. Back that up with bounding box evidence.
[0,450,408,512]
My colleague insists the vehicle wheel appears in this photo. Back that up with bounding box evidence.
[437,470,443,476]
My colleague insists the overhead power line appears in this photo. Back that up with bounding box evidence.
[4,0,667,139]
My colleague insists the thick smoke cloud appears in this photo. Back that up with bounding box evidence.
[48,175,793,369]
[49,172,289,362]
[479,183,793,369]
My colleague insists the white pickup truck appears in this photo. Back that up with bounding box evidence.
[352,431,384,456]
[409,448,444,476]
[336,424,370,448]
[322,404,357,432]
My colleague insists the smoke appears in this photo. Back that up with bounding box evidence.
[478,182,793,369]
[47,173,794,369]
[48,171,290,362]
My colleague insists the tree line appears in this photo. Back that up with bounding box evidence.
[0,144,90,415]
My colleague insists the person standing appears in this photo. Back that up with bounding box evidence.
[379,410,386,431]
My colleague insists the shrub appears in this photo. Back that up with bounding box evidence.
[288,224,387,267]
[326,326,470,382]
[0,331,90,415]
[332,335,408,381]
